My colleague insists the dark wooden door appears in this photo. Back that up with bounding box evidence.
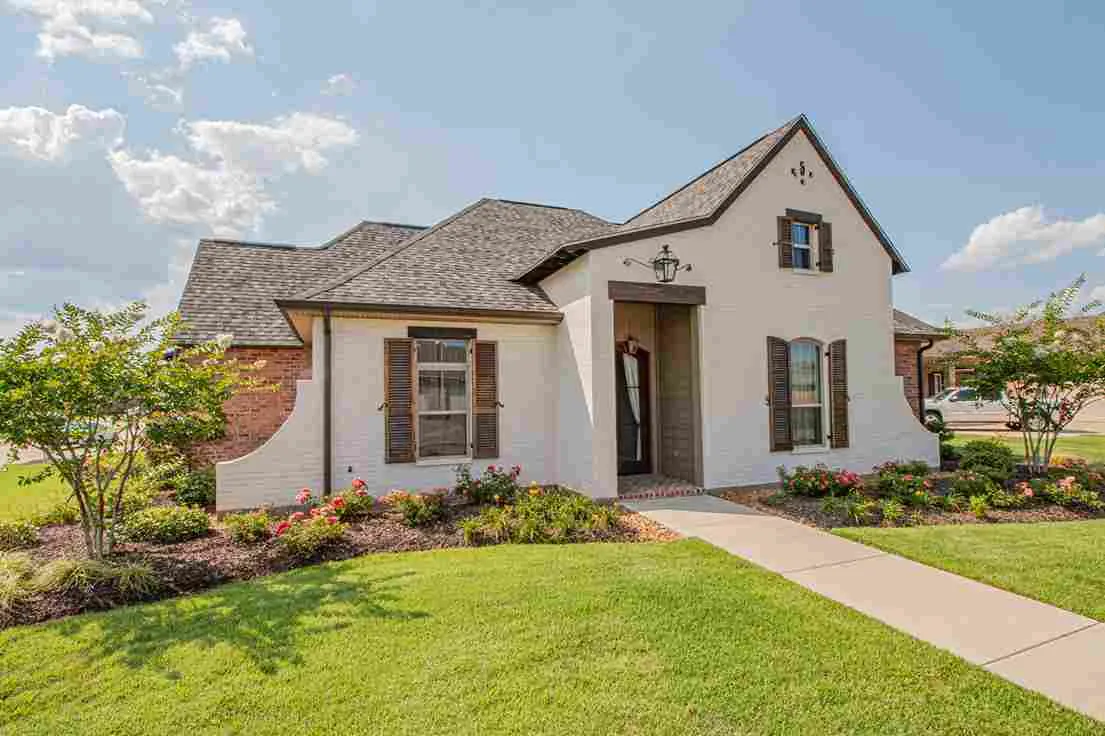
[616,344,651,475]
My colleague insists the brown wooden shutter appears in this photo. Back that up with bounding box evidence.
[829,339,849,448]
[767,336,792,452]
[472,340,499,459]
[777,216,794,269]
[384,338,415,463]
[818,221,834,272]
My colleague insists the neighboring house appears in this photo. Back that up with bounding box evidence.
[892,309,946,417]
[178,114,938,510]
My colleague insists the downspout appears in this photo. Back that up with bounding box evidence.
[323,307,333,496]
[915,338,934,422]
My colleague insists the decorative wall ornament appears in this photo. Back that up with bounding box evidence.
[790,160,814,185]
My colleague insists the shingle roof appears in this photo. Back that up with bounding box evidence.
[893,309,945,339]
[291,199,613,315]
[177,221,426,346]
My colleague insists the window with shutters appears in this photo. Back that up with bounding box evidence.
[415,339,470,458]
[789,340,824,446]
[791,222,814,270]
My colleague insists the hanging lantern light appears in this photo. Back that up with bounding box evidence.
[623,244,692,284]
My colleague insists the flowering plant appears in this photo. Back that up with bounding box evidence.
[455,463,522,504]
[1038,475,1105,510]
[777,464,862,498]
[382,490,445,527]
[272,488,347,556]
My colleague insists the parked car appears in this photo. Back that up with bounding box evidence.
[924,387,1019,429]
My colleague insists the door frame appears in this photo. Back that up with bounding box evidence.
[615,341,652,475]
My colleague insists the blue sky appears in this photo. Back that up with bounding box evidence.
[1,0,1103,335]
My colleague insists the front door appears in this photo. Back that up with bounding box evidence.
[616,343,651,475]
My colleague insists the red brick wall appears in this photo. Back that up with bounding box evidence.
[192,346,312,466]
[894,338,922,419]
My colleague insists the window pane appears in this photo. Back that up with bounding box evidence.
[791,223,810,245]
[418,371,444,411]
[442,370,468,410]
[792,407,822,446]
[419,414,467,457]
[789,341,821,405]
[793,247,812,269]
[416,339,467,363]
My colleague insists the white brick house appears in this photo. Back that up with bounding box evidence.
[177,115,938,510]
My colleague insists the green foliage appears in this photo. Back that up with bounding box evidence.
[873,460,931,476]
[1037,476,1105,511]
[31,558,159,598]
[943,493,968,512]
[762,491,790,507]
[841,494,879,525]
[879,498,906,526]
[28,502,79,527]
[776,464,863,498]
[460,488,618,545]
[455,463,523,504]
[948,470,1000,500]
[123,505,211,544]
[872,469,935,507]
[0,303,265,557]
[940,442,962,464]
[275,516,346,557]
[958,440,1017,482]
[952,276,1105,473]
[0,520,38,550]
[172,469,215,508]
[329,486,375,521]
[968,495,990,520]
[223,510,272,544]
[0,552,33,618]
[382,491,445,527]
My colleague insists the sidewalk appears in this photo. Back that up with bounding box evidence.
[626,494,1105,722]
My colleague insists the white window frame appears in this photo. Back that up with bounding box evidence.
[791,221,816,271]
[414,339,471,460]
[789,339,825,448]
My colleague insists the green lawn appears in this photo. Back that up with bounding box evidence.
[949,433,1105,463]
[836,521,1105,621]
[1,541,1098,735]
[0,463,71,523]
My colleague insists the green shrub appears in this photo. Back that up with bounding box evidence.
[873,460,930,476]
[146,456,187,488]
[330,485,375,520]
[123,505,211,544]
[120,479,158,516]
[275,516,346,557]
[455,464,522,504]
[29,502,79,526]
[879,498,905,525]
[0,553,33,618]
[172,468,215,508]
[0,520,39,550]
[223,510,272,544]
[940,442,962,463]
[762,491,790,507]
[949,470,999,500]
[1048,458,1105,492]
[777,465,862,498]
[1038,476,1105,510]
[968,495,990,519]
[383,491,445,527]
[820,495,842,514]
[943,493,968,512]
[872,471,934,506]
[989,489,1030,510]
[460,488,618,545]
[958,440,1016,482]
[842,493,878,524]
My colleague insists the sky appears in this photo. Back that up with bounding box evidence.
[1,0,1103,337]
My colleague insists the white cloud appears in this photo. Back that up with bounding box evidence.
[173,16,252,69]
[942,205,1105,272]
[7,0,153,60]
[124,71,183,107]
[0,104,125,160]
[109,113,358,236]
[322,73,356,96]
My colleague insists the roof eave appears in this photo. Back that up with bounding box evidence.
[276,298,564,327]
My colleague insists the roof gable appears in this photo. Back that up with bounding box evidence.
[515,114,908,284]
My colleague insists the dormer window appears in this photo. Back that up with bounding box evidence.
[791,222,814,270]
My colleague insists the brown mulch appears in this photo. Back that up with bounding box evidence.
[720,484,1105,530]
[1,504,677,630]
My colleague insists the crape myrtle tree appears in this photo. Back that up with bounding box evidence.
[0,303,265,558]
[950,276,1105,475]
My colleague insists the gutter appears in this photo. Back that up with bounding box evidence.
[915,338,934,422]
[323,307,333,496]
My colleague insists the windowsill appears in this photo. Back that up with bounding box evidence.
[792,444,830,455]
[790,267,821,276]
[415,455,471,467]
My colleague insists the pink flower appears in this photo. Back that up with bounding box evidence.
[1060,476,1076,490]
[354,488,368,497]
[310,507,323,517]
[290,512,305,522]
[331,497,346,509]
[295,489,312,505]
[351,478,366,490]
[326,515,339,525]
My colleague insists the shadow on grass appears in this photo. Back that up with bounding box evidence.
[56,560,429,676]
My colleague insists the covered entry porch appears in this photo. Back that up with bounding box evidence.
[609,280,705,498]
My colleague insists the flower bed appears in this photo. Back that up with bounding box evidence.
[0,468,676,630]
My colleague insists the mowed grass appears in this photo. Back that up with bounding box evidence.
[0,463,71,523]
[1,541,1099,735]
[949,432,1105,463]
[836,521,1105,621]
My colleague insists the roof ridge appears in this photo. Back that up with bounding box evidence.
[199,221,427,253]
[492,198,600,215]
[621,114,803,226]
[293,198,494,301]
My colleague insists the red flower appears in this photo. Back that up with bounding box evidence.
[354,488,368,497]
[326,515,339,525]
[295,489,312,505]
[351,478,366,490]
[310,507,323,517]
[274,521,291,536]
[331,497,346,509]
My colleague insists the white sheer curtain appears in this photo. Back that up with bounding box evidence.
[621,352,642,460]
[789,341,822,446]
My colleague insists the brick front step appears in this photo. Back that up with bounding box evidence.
[617,474,704,501]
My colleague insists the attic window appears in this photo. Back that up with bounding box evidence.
[791,222,814,270]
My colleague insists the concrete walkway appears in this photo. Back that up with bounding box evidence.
[626,494,1105,722]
